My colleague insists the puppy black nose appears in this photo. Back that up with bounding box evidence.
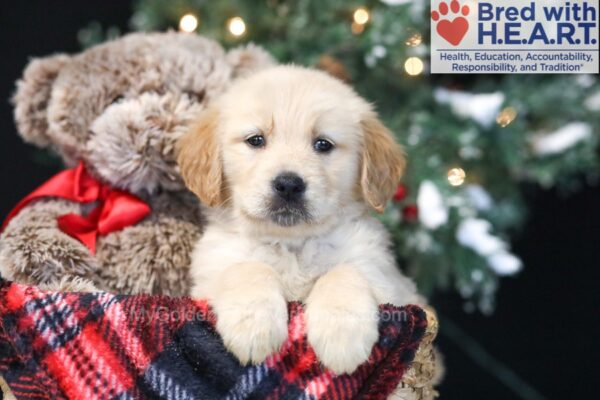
[272,172,306,201]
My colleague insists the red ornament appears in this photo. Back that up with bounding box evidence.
[402,204,419,222]
[393,185,408,202]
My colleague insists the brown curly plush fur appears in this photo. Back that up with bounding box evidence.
[0,32,274,295]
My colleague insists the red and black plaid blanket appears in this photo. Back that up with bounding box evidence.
[0,280,427,400]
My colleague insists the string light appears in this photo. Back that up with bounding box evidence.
[404,57,424,75]
[227,16,246,36]
[179,13,199,33]
[447,167,467,186]
[496,107,518,127]
[179,14,198,33]
[353,7,370,25]
[405,32,422,47]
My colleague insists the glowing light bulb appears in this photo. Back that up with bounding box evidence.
[228,17,246,37]
[353,7,370,25]
[496,107,518,127]
[405,32,422,47]
[179,14,198,33]
[447,167,466,186]
[404,57,424,75]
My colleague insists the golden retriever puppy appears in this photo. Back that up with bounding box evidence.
[177,65,422,374]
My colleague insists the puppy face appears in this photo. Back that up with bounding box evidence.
[178,66,405,235]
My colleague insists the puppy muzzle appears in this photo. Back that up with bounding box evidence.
[269,172,311,226]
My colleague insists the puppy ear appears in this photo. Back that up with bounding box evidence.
[226,43,276,79]
[177,108,226,207]
[360,115,406,213]
[12,54,70,148]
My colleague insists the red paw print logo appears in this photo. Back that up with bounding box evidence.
[431,0,470,46]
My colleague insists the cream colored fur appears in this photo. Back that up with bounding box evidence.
[178,65,422,374]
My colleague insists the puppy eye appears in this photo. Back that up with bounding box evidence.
[313,138,334,153]
[246,134,266,148]
[111,95,124,104]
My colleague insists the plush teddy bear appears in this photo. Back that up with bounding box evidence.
[0,32,274,295]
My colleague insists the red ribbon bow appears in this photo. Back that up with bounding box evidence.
[1,162,151,254]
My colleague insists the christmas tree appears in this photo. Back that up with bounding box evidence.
[80,0,600,313]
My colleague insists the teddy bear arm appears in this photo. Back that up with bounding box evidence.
[0,199,98,287]
[93,192,204,296]
[95,217,202,296]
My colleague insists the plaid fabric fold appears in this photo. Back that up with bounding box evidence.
[0,280,427,400]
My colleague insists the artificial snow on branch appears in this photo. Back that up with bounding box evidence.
[434,88,505,128]
[456,218,522,276]
[417,181,448,229]
[529,122,593,156]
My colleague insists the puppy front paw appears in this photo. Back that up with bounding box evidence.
[209,262,289,365]
[215,295,288,365]
[306,302,379,374]
[305,265,379,374]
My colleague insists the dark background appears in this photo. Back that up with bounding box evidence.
[0,2,598,399]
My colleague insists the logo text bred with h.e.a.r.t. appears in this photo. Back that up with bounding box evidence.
[430,0,599,74]
[477,1,597,45]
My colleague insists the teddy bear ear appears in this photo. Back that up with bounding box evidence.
[12,54,70,148]
[226,43,276,79]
